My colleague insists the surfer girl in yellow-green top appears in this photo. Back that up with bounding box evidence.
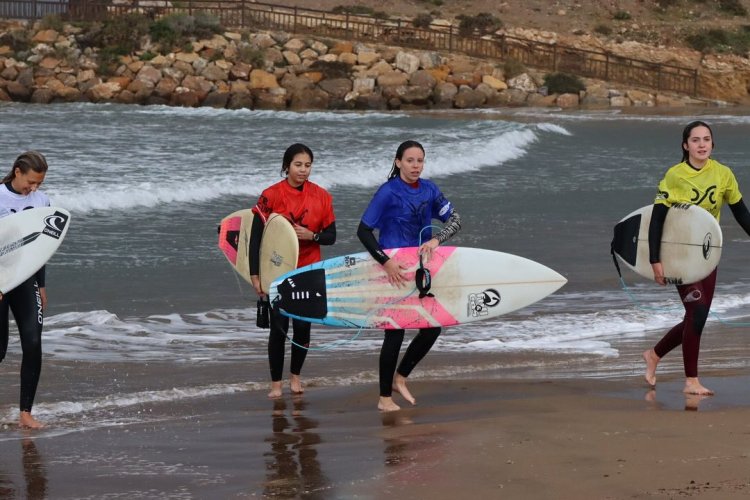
[643,121,750,396]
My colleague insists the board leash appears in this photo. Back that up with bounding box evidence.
[618,275,750,327]
[286,224,443,351]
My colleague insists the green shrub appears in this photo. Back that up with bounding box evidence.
[79,13,151,55]
[719,0,748,16]
[457,12,502,37]
[503,58,525,79]
[97,46,126,76]
[331,5,375,15]
[0,29,31,54]
[413,14,433,29]
[39,14,64,32]
[140,50,157,61]
[685,27,750,54]
[237,45,265,67]
[149,12,223,50]
[594,24,612,36]
[613,10,632,20]
[544,72,586,94]
[308,60,352,79]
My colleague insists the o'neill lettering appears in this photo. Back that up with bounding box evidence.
[42,211,69,240]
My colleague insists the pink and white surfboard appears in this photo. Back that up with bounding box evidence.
[269,246,566,329]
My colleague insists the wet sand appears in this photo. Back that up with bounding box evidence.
[3,366,750,499]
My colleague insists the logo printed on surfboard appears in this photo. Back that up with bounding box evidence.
[467,288,501,317]
[270,251,284,267]
[42,211,69,239]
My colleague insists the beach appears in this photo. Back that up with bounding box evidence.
[3,353,750,498]
[3,103,750,497]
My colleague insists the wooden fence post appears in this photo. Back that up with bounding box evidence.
[552,44,557,71]
[605,53,609,81]
[241,0,245,28]
[448,25,453,51]
[189,0,193,16]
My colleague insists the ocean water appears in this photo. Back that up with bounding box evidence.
[2,102,750,431]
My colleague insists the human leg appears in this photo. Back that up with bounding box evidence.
[378,329,405,412]
[9,279,44,428]
[268,309,290,398]
[679,269,716,395]
[393,327,441,406]
[289,319,311,394]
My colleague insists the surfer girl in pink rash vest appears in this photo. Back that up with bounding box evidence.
[357,140,462,412]
[248,143,336,399]
[643,121,750,397]
[0,151,51,429]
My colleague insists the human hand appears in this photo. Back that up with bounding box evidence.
[418,238,439,264]
[293,224,315,241]
[251,275,266,298]
[39,287,47,311]
[383,259,407,288]
[651,262,666,286]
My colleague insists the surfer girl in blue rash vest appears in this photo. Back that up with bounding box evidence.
[643,121,750,396]
[248,143,336,399]
[357,140,462,412]
[0,151,51,429]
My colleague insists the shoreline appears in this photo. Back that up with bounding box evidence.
[2,373,750,497]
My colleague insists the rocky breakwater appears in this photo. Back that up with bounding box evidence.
[0,23,710,110]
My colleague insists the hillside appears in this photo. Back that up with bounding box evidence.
[272,0,750,50]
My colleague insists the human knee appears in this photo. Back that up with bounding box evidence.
[692,304,709,334]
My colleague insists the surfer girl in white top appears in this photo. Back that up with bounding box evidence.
[643,121,750,396]
[357,140,462,412]
[0,151,51,429]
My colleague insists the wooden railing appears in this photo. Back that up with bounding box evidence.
[0,0,699,96]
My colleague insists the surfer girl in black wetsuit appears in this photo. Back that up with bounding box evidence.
[643,121,750,396]
[0,151,51,429]
[248,144,336,399]
[357,140,462,412]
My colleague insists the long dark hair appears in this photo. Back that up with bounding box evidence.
[2,151,48,184]
[281,143,314,177]
[681,120,714,163]
[388,140,425,180]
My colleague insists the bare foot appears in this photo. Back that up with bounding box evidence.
[19,411,44,429]
[267,381,283,399]
[290,374,304,394]
[683,377,714,396]
[378,396,400,412]
[392,374,416,405]
[643,349,659,387]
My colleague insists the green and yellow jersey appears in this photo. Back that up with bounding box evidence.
[654,158,742,221]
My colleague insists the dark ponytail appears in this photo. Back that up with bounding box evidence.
[3,151,48,184]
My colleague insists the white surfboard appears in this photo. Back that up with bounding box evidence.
[268,246,567,329]
[612,204,721,285]
[259,213,299,293]
[218,209,256,284]
[0,207,71,294]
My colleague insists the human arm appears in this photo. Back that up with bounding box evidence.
[729,198,750,237]
[357,221,407,287]
[294,221,336,245]
[248,215,265,297]
[420,210,462,262]
[648,203,669,286]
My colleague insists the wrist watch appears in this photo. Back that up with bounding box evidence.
[312,232,320,242]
